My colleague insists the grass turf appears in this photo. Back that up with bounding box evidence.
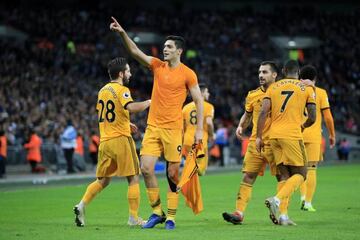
[0,164,359,240]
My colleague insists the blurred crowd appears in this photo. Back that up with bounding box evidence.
[0,4,359,171]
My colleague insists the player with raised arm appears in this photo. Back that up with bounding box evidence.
[110,17,204,230]
[73,58,151,227]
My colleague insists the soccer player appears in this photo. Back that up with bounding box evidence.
[299,65,336,212]
[256,60,316,225]
[110,17,204,230]
[222,61,279,225]
[73,57,151,227]
[182,83,214,176]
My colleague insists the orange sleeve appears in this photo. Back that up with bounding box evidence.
[149,57,163,71]
[186,68,198,89]
[24,136,35,149]
[323,108,335,138]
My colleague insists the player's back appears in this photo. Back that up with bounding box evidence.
[97,82,132,142]
[266,78,315,140]
[303,87,329,143]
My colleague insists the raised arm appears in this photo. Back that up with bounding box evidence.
[189,85,204,143]
[110,17,152,67]
[236,111,253,140]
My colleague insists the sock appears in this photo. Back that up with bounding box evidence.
[166,192,179,221]
[276,174,304,201]
[235,182,253,212]
[299,180,307,201]
[146,188,163,216]
[81,181,103,205]
[127,184,140,219]
[277,180,288,215]
[305,167,317,203]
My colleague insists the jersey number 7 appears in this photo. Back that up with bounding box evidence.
[280,91,294,112]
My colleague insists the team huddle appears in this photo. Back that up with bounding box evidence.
[73,17,336,229]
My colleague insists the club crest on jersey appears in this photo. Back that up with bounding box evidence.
[123,92,131,99]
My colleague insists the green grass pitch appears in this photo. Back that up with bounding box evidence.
[1,164,359,240]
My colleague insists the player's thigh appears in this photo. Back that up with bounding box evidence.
[262,143,278,176]
[305,143,323,162]
[160,128,183,163]
[140,125,163,157]
[242,141,266,174]
[97,136,140,177]
[278,139,307,167]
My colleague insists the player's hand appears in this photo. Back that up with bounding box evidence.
[235,126,244,140]
[195,129,203,144]
[130,122,138,134]
[255,137,264,153]
[110,16,125,33]
[301,79,315,87]
[329,136,336,149]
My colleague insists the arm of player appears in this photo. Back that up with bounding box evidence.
[236,111,252,140]
[256,98,271,153]
[189,84,204,143]
[206,116,215,142]
[302,103,316,130]
[110,17,152,67]
[126,100,151,113]
[322,108,336,148]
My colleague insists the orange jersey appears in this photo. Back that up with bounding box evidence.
[245,87,271,141]
[97,82,133,142]
[303,87,330,143]
[0,135,7,158]
[75,136,84,156]
[24,134,42,162]
[183,101,214,146]
[147,58,198,129]
[89,135,100,153]
[265,78,316,140]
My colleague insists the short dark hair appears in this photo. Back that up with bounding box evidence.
[107,57,128,80]
[260,61,279,74]
[283,60,300,75]
[165,35,186,50]
[199,83,207,91]
[299,65,317,81]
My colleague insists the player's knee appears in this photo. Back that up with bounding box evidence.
[141,164,154,177]
[97,177,110,188]
[243,172,257,184]
[167,168,178,182]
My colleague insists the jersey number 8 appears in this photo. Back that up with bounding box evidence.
[98,100,116,122]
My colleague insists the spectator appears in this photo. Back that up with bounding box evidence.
[74,130,86,172]
[89,130,100,167]
[23,128,44,173]
[60,119,77,173]
[0,129,7,178]
[338,138,351,161]
[215,122,229,166]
